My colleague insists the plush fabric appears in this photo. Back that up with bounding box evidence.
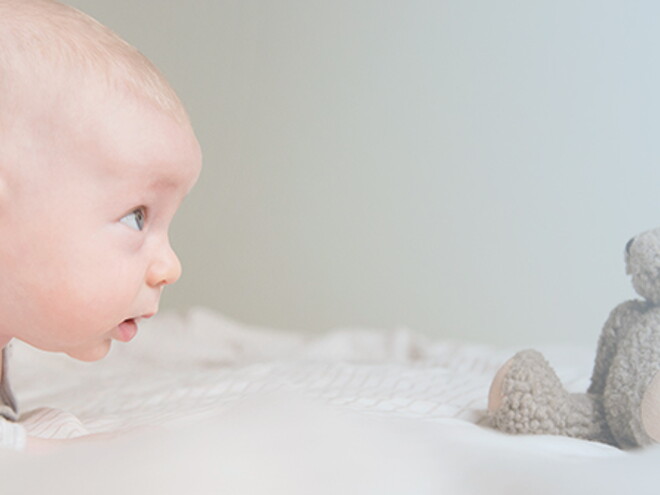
[490,227,660,448]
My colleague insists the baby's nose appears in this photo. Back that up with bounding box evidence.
[148,243,182,287]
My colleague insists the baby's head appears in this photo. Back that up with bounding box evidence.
[0,0,202,361]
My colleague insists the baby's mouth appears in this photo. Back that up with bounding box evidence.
[113,318,139,343]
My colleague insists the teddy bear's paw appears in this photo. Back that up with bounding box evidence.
[488,349,572,436]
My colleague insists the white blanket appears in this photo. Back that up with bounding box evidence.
[0,308,658,494]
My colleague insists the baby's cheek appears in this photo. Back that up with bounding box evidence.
[30,255,139,341]
[34,290,111,343]
[58,264,131,312]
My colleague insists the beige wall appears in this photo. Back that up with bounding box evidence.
[68,0,659,345]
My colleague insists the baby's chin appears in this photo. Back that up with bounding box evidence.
[64,339,112,362]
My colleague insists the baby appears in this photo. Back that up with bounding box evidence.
[0,0,202,451]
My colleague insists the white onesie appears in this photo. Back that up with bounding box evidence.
[0,346,27,451]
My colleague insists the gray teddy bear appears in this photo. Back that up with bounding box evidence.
[487,227,660,449]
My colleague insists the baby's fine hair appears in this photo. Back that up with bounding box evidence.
[0,0,188,124]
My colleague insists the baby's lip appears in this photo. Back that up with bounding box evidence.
[112,318,139,342]
[110,312,156,342]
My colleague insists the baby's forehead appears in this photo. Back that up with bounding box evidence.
[0,0,200,178]
[77,92,200,186]
[0,0,189,131]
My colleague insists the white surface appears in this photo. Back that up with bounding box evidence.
[0,418,25,451]
[1,308,657,494]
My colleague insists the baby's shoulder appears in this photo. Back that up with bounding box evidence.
[0,346,18,421]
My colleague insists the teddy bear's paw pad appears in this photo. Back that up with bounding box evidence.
[488,357,513,413]
[488,349,571,435]
[641,370,660,443]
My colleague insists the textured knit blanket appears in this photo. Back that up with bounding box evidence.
[0,308,657,494]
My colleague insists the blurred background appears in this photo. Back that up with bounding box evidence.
[70,0,660,346]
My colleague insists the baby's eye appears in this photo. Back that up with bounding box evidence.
[120,208,146,231]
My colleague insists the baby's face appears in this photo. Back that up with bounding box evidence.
[0,89,202,361]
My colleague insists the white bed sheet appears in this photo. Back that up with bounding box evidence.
[0,308,658,494]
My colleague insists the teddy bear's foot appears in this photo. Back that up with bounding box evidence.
[488,350,612,442]
[488,350,568,435]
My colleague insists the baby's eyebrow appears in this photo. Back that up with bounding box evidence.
[146,176,182,191]
[143,174,194,203]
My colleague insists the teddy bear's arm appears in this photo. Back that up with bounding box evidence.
[588,300,650,396]
[602,310,660,448]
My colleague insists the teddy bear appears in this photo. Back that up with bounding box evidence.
[487,227,660,449]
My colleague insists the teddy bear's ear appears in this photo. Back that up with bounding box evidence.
[625,234,641,273]
[625,237,635,274]
[626,227,660,302]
